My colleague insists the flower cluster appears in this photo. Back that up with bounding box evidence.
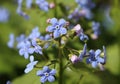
[69,44,106,70]
[16,0,55,19]
[68,0,95,20]
[7,27,52,59]
[7,17,106,83]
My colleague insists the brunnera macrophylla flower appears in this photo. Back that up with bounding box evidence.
[16,0,29,19]
[72,24,89,41]
[37,66,56,83]
[7,34,14,48]
[24,55,38,73]
[19,41,34,59]
[46,18,67,38]
[86,46,106,70]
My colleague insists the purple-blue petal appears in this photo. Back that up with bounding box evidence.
[24,66,33,73]
[50,69,56,75]
[48,76,55,82]
[24,52,29,59]
[28,48,34,54]
[50,18,58,25]
[53,30,60,38]
[95,49,101,57]
[59,27,67,35]
[37,70,44,76]
[58,19,66,26]
[47,26,55,32]
[91,61,98,68]
[40,76,47,83]
[42,66,50,73]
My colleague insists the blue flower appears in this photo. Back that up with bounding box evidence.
[36,0,49,12]
[75,0,95,9]
[24,55,38,73]
[33,45,43,55]
[46,18,67,38]
[26,0,33,9]
[6,81,12,84]
[92,21,100,36]
[19,41,34,59]
[86,47,106,68]
[28,27,40,40]
[7,34,14,48]
[37,66,56,83]
[0,7,9,22]
[79,33,89,41]
[16,0,29,19]
[72,24,88,41]
[16,34,26,49]
[79,43,87,61]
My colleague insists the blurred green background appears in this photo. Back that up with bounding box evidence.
[0,0,120,84]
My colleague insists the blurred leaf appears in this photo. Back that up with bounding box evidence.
[106,44,119,75]
[12,68,40,84]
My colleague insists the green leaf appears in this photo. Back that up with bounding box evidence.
[106,44,120,75]
[12,68,40,84]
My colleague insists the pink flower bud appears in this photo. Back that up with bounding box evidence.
[49,2,55,9]
[70,55,79,63]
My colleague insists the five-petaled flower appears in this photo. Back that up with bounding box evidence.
[46,18,67,38]
[37,66,56,83]
[24,55,38,73]
[86,46,106,69]
[19,41,34,59]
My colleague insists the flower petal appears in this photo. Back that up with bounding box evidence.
[48,76,55,82]
[50,69,56,75]
[59,19,66,26]
[40,76,47,83]
[59,27,67,35]
[43,66,49,72]
[37,70,44,76]
[24,66,33,73]
[95,49,101,57]
[91,61,98,68]
[47,26,55,32]
[53,30,60,38]
[24,52,29,59]
[28,48,34,54]
[50,18,58,25]
[19,49,24,56]
[30,55,34,62]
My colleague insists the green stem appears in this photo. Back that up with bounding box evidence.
[58,39,63,84]
[54,0,57,17]
[77,74,84,84]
